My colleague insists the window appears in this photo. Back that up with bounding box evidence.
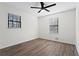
[49,17,58,33]
[8,13,21,28]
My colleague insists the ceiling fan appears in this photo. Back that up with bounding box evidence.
[31,2,56,13]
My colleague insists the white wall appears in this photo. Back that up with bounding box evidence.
[0,3,38,49]
[38,9,76,44]
[76,3,79,54]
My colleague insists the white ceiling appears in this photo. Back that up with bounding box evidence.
[1,2,76,17]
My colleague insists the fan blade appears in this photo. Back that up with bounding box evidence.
[38,9,42,13]
[44,9,50,12]
[44,3,56,8]
[31,7,41,9]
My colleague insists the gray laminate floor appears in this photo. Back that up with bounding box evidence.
[0,38,78,56]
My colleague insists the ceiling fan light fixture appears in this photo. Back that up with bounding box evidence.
[31,2,56,13]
